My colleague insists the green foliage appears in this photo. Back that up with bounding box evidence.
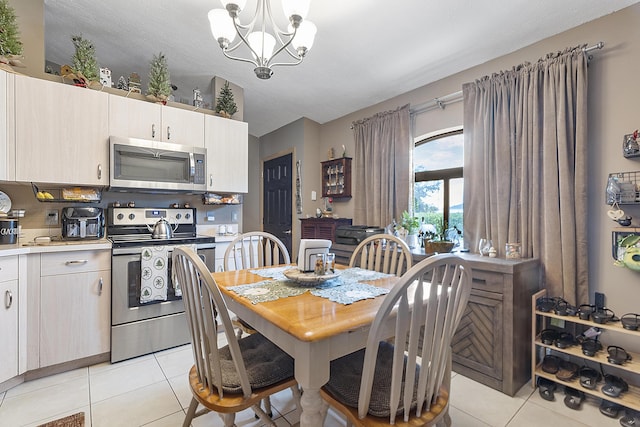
[400,210,420,234]
[147,52,171,99]
[0,0,23,56]
[215,81,238,117]
[71,34,99,81]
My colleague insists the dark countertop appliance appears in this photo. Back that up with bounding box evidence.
[61,207,104,240]
[335,225,386,245]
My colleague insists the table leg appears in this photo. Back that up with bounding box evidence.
[300,387,325,427]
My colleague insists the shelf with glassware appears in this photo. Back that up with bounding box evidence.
[321,157,351,199]
[531,289,640,412]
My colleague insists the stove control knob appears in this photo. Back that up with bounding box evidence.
[185,213,191,220]
[175,213,182,220]
[129,213,135,220]
[116,213,124,220]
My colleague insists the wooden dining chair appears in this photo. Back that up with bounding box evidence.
[224,231,290,271]
[224,231,291,335]
[321,254,472,427]
[349,233,413,276]
[172,246,300,427]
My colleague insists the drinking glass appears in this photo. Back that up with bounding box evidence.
[325,253,336,273]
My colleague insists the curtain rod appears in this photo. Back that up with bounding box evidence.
[408,41,604,117]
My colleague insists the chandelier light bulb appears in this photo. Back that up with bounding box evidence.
[282,0,311,22]
[291,20,316,54]
[248,31,276,62]
[208,9,237,46]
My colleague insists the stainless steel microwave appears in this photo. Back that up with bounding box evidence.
[110,136,207,192]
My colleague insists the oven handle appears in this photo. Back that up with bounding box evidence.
[65,260,88,266]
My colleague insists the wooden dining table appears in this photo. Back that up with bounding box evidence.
[211,265,400,427]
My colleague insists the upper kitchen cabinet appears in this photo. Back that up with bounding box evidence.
[14,75,109,186]
[0,70,15,181]
[204,114,248,193]
[109,95,204,146]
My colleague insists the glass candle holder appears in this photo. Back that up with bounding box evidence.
[505,243,521,259]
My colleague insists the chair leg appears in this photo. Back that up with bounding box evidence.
[251,403,277,426]
[236,327,243,340]
[291,384,302,408]
[221,412,236,427]
[263,397,273,417]
[182,397,198,427]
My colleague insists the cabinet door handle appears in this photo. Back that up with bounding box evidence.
[65,260,88,266]
[209,174,213,187]
[5,290,12,309]
[152,124,156,138]
[97,163,102,180]
[98,277,103,296]
[166,126,171,140]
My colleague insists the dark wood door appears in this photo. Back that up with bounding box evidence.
[263,153,293,256]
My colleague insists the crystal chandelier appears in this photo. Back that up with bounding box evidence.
[208,0,317,79]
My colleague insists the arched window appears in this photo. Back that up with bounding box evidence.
[413,128,463,243]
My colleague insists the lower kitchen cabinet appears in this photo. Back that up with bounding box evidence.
[215,241,230,272]
[0,255,19,385]
[39,250,111,367]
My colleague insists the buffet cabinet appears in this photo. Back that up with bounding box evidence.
[413,252,540,396]
[300,217,352,243]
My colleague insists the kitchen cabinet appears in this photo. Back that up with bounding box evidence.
[300,217,352,243]
[109,95,204,145]
[412,252,540,396]
[0,69,15,181]
[39,249,111,367]
[321,157,352,199]
[204,114,248,193]
[532,288,640,412]
[0,255,19,385]
[14,75,109,186]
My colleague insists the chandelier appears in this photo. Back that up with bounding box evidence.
[208,0,317,79]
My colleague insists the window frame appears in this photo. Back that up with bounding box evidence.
[413,128,463,229]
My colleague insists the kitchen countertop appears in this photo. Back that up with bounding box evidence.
[0,238,112,255]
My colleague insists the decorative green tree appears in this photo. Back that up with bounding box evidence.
[116,75,128,91]
[147,52,170,101]
[215,81,238,118]
[71,34,98,81]
[0,0,23,58]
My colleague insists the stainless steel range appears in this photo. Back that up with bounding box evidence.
[108,207,215,362]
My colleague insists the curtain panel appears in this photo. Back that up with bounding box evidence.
[462,46,589,304]
[352,104,411,228]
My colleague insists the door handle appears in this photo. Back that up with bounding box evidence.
[65,260,88,266]
[166,126,171,140]
[283,230,292,235]
[98,277,103,295]
[5,290,12,309]
[152,123,156,138]
[97,163,102,179]
[210,174,213,187]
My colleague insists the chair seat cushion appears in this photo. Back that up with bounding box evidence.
[324,340,419,417]
[218,333,294,393]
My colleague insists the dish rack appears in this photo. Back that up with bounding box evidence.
[31,183,102,203]
[605,171,640,205]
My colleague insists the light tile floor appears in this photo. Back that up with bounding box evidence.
[0,341,625,427]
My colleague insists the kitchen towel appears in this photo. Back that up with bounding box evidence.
[140,246,168,303]
[172,244,197,297]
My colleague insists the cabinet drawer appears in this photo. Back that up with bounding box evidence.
[41,250,111,276]
[470,270,505,293]
[0,256,18,281]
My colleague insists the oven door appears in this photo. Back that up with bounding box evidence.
[111,251,184,326]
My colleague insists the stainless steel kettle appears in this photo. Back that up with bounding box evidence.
[146,217,178,239]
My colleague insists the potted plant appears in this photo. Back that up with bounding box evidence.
[400,210,420,248]
[423,218,456,254]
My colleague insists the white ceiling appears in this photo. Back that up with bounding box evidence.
[43,0,639,137]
